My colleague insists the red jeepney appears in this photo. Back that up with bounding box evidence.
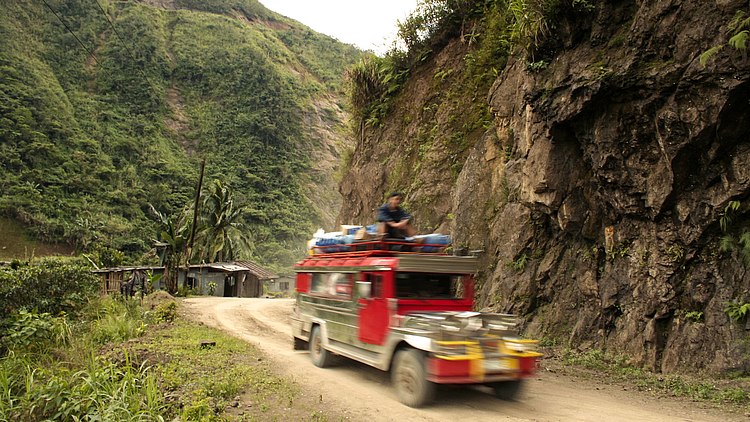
[291,239,541,407]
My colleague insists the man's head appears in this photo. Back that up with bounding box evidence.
[387,192,403,209]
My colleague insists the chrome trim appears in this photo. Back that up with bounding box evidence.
[300,300,356,315]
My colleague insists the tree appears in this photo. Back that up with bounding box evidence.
[149,204,192,294]
[195,180,253,262]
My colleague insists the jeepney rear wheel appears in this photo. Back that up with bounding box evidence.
[391,348,434,407]
[309,326,332,368]
[491,379,523,400]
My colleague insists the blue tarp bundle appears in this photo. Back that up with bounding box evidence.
[309,229,451,254]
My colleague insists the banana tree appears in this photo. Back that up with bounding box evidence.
[150,204,192,294]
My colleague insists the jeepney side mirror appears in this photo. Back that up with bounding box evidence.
[356,281,371,298]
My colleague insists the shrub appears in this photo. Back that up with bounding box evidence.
[0,309,71,353]
[0,258,100,318]
[153,302,178,324]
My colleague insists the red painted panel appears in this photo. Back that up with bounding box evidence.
[427,357,470,378]
[358,272,390,345]
[519,355,539,374]
[463,275,475,301]
[296,272,310,293]
[396,299,473,315]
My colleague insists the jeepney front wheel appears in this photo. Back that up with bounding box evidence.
[392,348,434,407]
[491,379,523,400]
[309,326,332,368]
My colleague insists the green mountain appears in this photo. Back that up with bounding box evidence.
[0,0,359,265]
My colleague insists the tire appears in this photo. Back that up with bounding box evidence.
[309,326,332,368]
[492,379,523,400]
[391,348,434,407]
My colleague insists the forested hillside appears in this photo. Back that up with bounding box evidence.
[0,0,358,267]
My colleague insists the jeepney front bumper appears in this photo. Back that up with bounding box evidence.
[399,311,542,384]
[426,337,542,384]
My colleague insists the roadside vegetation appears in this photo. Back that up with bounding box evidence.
[0,258,342,421]
[540,345,750,414]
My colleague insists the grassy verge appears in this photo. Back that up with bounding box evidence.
[0,294,344,421]
[119,316,337,421]
[542,347,750,414]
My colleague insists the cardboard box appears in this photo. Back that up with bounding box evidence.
[353,227,371,240]
[340,225,362,236]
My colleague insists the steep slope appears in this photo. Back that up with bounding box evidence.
[0,0,357,263]
[338,0,750,374]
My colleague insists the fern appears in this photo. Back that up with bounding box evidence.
[724,302,750,322]
[718,200,741,232]
[728,10,750,32]
[701,8,750,66]
[720,234,737,252]
[700,45,724,67]
[738,231,750,266]
[728,30,749,50]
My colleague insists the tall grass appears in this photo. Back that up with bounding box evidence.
[0,351,165,421]
[0,296,160,422]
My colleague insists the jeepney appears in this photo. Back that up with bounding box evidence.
[290,239,541,407]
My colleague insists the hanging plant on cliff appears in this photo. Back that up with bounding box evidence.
[700,6,750,66]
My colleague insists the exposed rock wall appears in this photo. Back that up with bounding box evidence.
[338,40,482,233]
[338,0,750,374]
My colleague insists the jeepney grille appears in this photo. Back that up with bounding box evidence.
[401,311,519,341]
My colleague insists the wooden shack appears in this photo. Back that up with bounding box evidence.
[94,261,277,298]
[93,266,163,295]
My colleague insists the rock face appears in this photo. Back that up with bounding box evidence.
[338,0,750,374]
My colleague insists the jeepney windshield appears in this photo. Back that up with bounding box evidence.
[395,272,463,299]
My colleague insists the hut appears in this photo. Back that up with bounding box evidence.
[93,266,163,295]
[94,261,277,298]
[267,275,296,296]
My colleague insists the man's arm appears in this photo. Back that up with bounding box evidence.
[377,204,393,223]
[391,208,411,228]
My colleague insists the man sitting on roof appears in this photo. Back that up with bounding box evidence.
[377,192,418,239]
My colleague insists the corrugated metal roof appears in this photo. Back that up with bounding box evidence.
[206,263,248,272]
[91,261,277,279]
[92,266,163,273]
[230,260,278,280]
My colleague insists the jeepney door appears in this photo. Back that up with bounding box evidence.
[357,272,390,345]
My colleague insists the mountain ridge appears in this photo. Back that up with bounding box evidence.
[0,0,359,269]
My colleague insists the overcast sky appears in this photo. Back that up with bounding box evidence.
[261,0,420,53]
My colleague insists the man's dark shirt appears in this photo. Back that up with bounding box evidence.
[377,203,411,223]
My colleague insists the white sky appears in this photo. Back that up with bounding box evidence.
[261,0,420,53]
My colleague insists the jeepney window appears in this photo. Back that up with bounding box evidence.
[395,273,462,299]
[365,273,384,298]
[310,273,353,299]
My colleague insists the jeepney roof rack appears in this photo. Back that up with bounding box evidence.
[308,238,451,259]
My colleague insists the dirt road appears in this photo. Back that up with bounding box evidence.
[181,297,743,422]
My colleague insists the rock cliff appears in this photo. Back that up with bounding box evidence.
[337,0,750,374]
